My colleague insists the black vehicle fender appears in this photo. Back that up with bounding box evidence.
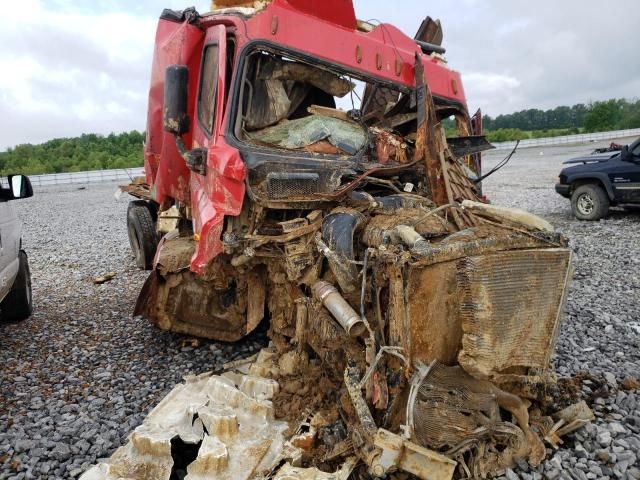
[565,173,615,201]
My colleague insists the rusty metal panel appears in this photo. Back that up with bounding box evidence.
[406,261,462,366]
[387,263,409,354]
[136,237,265,341]
[372,429,456,480]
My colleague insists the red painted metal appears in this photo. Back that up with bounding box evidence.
[284,0,356,30]
[188,25,246,274]
[144,17,204,206]
[243,1,466,104]
[144,1,469,274]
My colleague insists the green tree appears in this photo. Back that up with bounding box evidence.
[0,130,145,176]
[584,100,624,132]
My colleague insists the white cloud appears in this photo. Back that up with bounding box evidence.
[1,0,639,150]
[461,73,524,114]
[0,0,157,149]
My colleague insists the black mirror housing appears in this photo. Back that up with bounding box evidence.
[8,174,33,200]
[621,145,631,162]
[163,65,190,136]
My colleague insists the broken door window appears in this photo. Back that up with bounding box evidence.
[198,44,220,135]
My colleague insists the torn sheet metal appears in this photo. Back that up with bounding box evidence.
[372,429,456,480]
[119,180,152,201]
[135,236,265,341]
[445,135,494,159]
[410,362,546,478]
[461,199,554,232]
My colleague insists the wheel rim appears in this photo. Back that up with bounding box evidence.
[577,193,595,215]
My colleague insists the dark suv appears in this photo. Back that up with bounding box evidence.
[555,137,640,220]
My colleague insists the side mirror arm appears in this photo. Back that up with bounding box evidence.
[163,65,207,176]
[176,137,207,175]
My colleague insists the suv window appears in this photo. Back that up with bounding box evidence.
[198,44,220,135]
[632,140,640,157]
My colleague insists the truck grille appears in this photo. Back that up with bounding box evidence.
[266,172,319,199]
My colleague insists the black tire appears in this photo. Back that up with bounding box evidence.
[127,201,158,270]
[1,250,33,321]
[571,184,610,221]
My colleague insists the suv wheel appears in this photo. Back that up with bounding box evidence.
[1,250,33,321]
[571,184,610,221]
[127,201,159,270]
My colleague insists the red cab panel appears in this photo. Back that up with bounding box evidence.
[144,14,204,206]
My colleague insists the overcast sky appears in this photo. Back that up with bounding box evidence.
[1,0,638,150]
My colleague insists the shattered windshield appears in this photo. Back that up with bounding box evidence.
[236,49,417,164]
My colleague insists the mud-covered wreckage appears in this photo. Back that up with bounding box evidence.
[92,1,593,478]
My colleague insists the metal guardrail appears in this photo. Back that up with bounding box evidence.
[28,167,145,188]
[492,128,640,151]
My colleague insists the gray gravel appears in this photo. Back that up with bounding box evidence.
[484,138,640,480]
[1,137,639,479]
[0,184,265,479]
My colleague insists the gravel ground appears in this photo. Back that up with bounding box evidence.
[483,138,640,480]
[0,185,265,479]
[0,137,639,479]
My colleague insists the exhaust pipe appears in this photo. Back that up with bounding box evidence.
[312,281,366,338]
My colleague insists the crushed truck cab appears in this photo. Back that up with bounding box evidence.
[108,1,589,479]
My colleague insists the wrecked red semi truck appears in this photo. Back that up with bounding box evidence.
[103,1,592,479]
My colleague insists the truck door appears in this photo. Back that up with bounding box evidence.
[0,201,7,300]
[625,142,640,202]
[609,143,640,202]
[187,25,246,273]
[0,200,18,301]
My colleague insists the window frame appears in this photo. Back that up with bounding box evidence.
[226,41,466,158]
[197,42,222,138]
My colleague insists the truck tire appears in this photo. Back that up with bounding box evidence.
[571,184,609,221]
[127,201,158,270]
[1,250,33,321]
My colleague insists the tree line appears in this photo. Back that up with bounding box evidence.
[0,131,144,176]
[1,97,638,176]
[483,98,640,142]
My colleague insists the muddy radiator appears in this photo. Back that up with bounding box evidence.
[402,248,571,377]
[456,248,571,379]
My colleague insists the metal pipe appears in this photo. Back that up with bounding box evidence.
[393,225,431,250]
[312,281,366,338]
[415,39,446,55]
